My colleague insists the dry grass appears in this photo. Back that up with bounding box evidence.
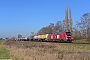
[2,40,90,60]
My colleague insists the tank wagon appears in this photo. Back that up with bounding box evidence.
[32,32,73,43]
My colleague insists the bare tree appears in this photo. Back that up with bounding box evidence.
[37,27,47,35]
[69,8,73,33]
[30,32,34,36]
[77,13,90,42]
[65,6,69,32]
[29,32,35,40]
[37,21,65,35]
[62,20,66,31]
[65,6,73,32]
[18,34,22,38]
[87,28,90,43]
[37,23,55,35]
[49,23,54,34]
[54,21,63,33]
[72,28,81,40]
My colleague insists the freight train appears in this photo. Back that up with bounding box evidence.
[30,32,73,43]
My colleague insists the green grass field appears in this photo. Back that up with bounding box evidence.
[0,40,18,60]
[57,39,90,51]
[74,40,90,50]
[0,47,10,59]
[58,43,90,50]
[0,40,11,59]
[74,39,89,43]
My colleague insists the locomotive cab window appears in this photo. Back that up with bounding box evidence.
[66,32,71,36]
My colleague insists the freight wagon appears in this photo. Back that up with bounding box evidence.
[32,32,73,43]
[33,34,48,41]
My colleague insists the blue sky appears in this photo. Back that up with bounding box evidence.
[0,0,90,38]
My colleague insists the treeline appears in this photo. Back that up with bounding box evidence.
[36,12,90,42]
[74,13,90,41]
[37,21,65,35]
[33,7,90,42]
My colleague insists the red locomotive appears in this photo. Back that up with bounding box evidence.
[47,32,73,42]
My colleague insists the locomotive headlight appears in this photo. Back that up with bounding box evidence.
[66,38,68,39]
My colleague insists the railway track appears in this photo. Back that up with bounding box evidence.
[15,40,90,45]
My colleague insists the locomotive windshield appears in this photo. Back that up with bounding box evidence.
[56,32,62,34]
[66,32,71,36]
